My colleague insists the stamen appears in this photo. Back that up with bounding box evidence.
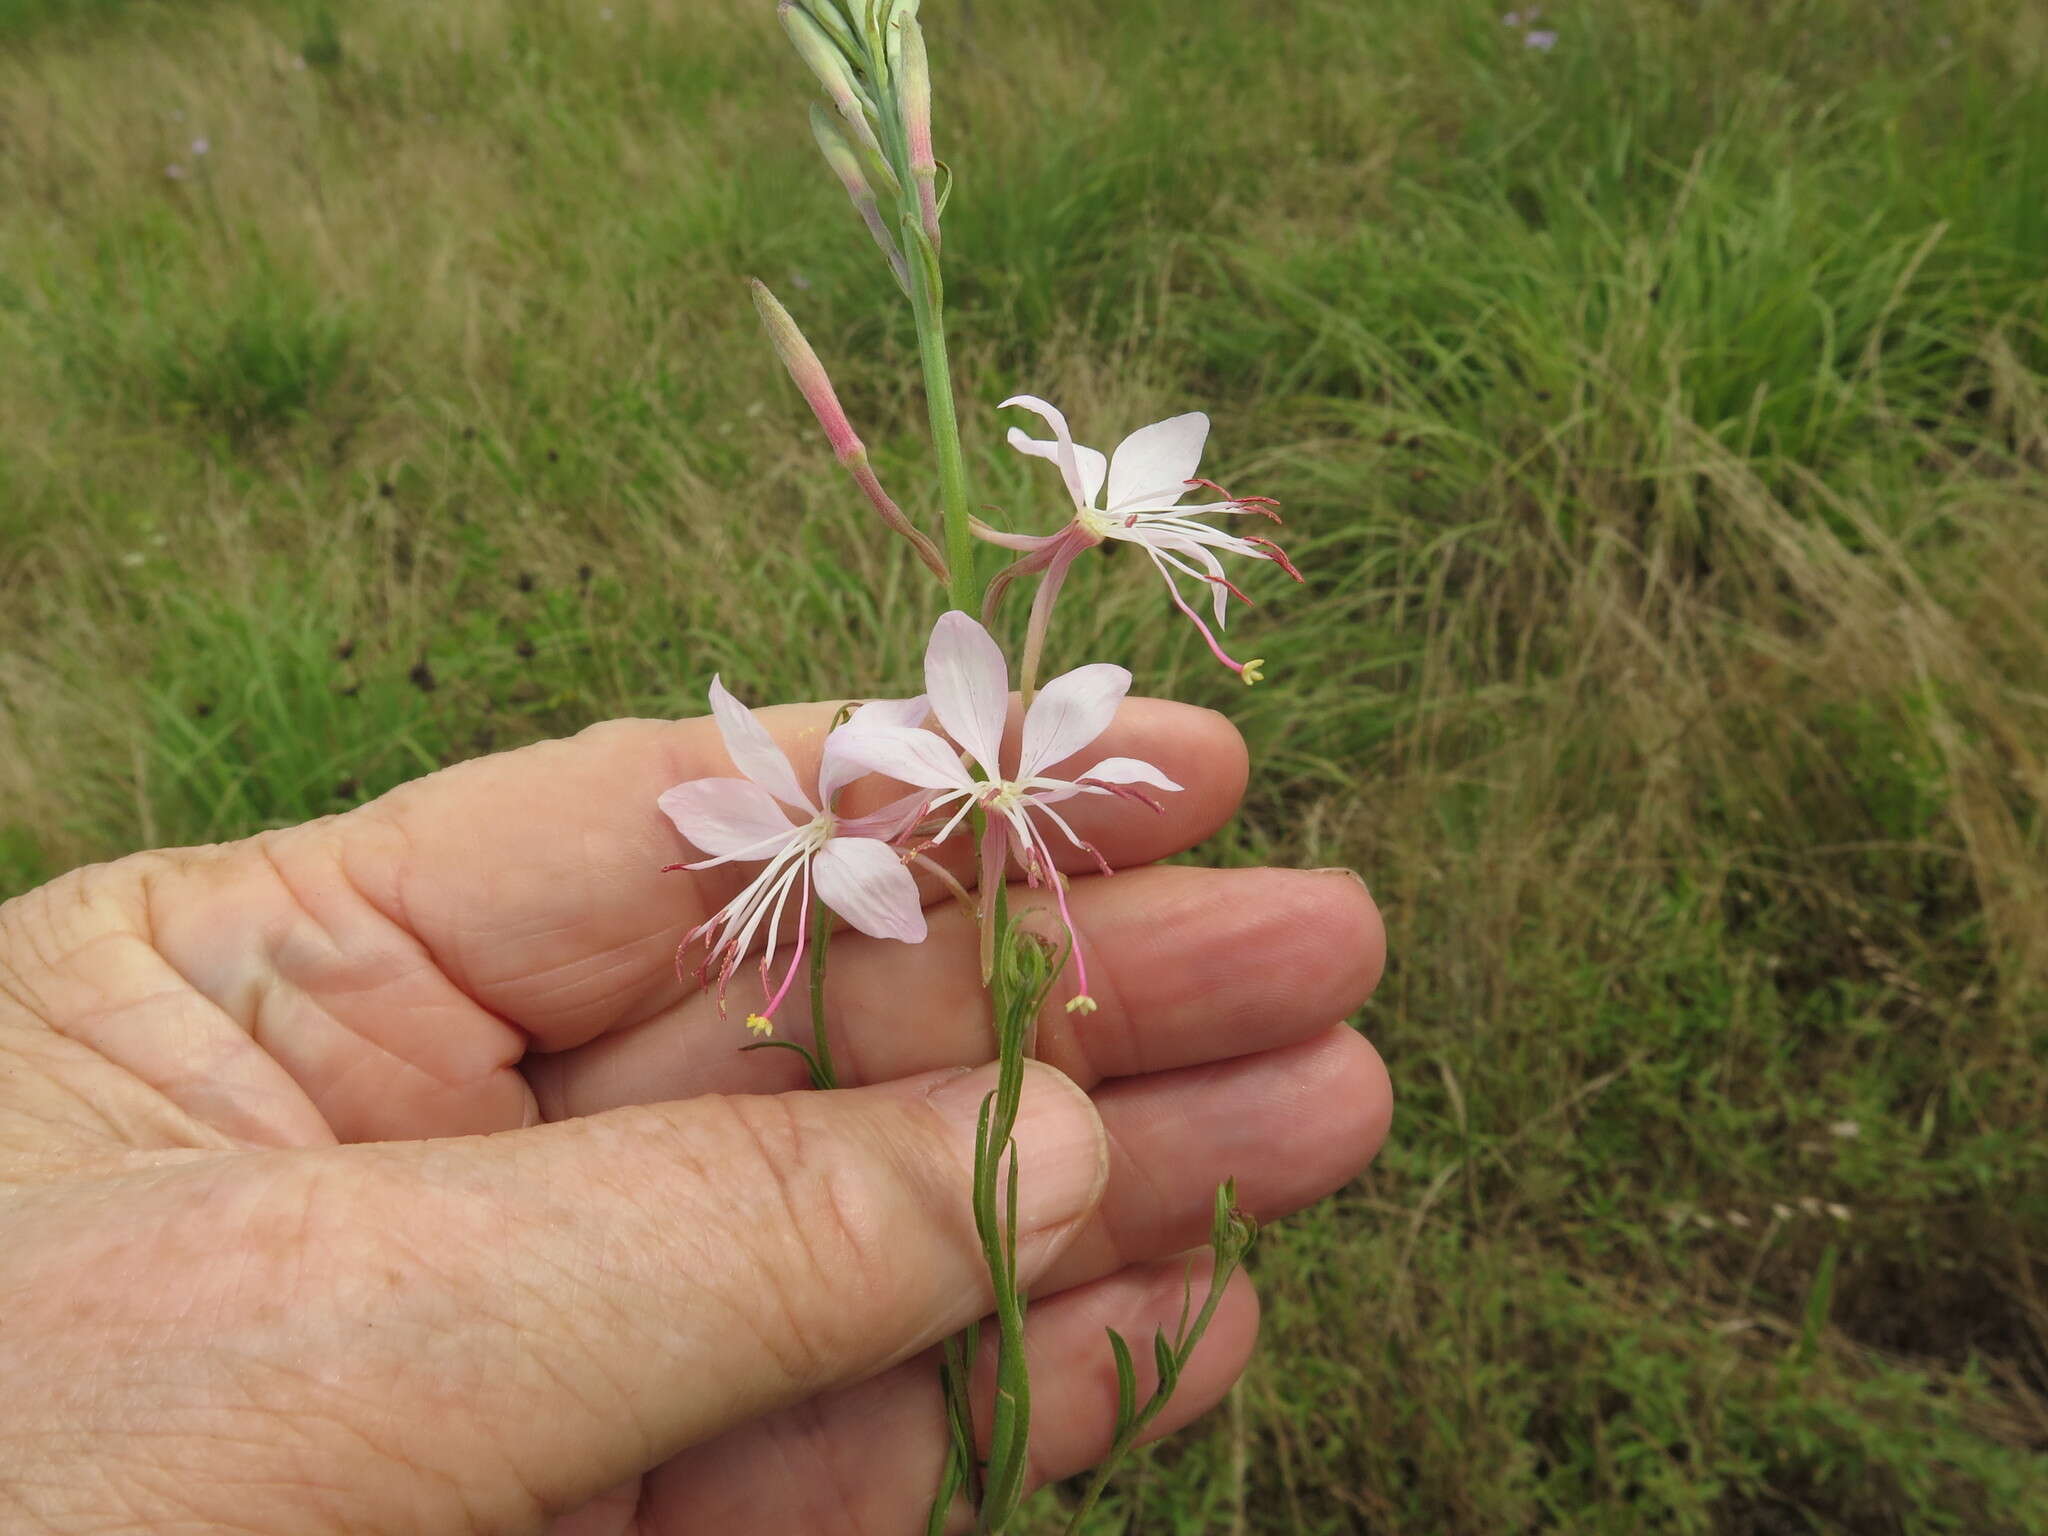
[1243,536,1304,581]
[1188,477,1283,523]
[1076,779,1166,815]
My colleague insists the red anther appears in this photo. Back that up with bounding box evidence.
[1201,571,1257,606]
[1077,780,1167,817]
[1245,536,1304,581]
[661,861,690,873]
[1187,475,1233,500]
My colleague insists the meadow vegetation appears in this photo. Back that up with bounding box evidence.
[2,0,2045,1529]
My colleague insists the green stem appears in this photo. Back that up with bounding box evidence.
[807,883,837,1090]
[905,230,977,614]
[1057,1270,1240,1536]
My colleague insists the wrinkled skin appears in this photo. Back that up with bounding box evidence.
[0,697,1389,1534]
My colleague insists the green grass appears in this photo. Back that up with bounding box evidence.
[3,0,2045,1530]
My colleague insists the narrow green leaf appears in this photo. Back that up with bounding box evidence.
[1107,1328,1138,1432]
[1152,1328,1179,1394]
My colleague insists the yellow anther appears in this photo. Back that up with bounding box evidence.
[744,1012,774,1037]
[1065,994,1098,1015]
[1240,658,1266,686]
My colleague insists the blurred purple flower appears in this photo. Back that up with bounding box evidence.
[1525,28,1559,49]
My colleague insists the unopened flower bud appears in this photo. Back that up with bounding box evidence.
[749,280,949,583]
[797,0,860,57]
[897,15,941,249]
[751,279,862,464]
[779,1,899,195]
[809,104,910,290]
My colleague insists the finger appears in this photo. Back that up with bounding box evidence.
[137,699,1245,1147]
[528,863,1384,1115]
[566,1023,1385,1361]
[632,1256,1260,1535]
[49,1062,1107,1531]
[293,697,1246,1053]
[1035,1024,1390,1295]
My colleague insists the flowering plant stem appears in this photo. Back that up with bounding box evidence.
[905,229,979,615]
[1058,1186,1258,1535]
[805,885,838,1089]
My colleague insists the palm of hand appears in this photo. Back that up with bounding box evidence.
[0,699,1386,1535]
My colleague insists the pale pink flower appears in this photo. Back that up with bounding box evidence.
[976,395,1302,686]
[832,611,1181,1013]
[658,680,930,1034]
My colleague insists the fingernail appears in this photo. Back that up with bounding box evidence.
[1310,865,1371,893]
[929,1061,1107,1249]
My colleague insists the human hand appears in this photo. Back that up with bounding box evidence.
[0,695,1388,1534]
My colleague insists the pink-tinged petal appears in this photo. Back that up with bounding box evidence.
[829,723,978,794]
[1105,411,1209,511]
[708,675,815,813]
[1007,429,1109,510]
[1018,662,1131,779]
[814,837,928,942]
[970,514,1066,554]
[1074,755,1185,793]
[847,694,933,731]
[924,610,1011,775]
[999,394,1107,508]
[835,789,936,843]
[656,777,798,861]
[818,695,934,804]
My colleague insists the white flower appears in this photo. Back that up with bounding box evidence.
[975,395,1302,684]
[658,680,930,1034]
[833,611,1180,1012]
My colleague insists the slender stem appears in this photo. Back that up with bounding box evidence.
[906,231,978,614]
[807,884,837,1090]
[1057,1274,1239,1535]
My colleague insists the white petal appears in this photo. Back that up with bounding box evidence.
[1018,662,1130,779]
[1105,412,1209,512]
[817,695,933,805]
[1000,394,1107,508]
[848,693,933,731]
[1075,756,1184,793]
[1007,429,1109,510]
[924,611,1011,776]
[708,675,814,813]
[829,723,977,794]
[814,838,928,943]
[657,777,798,861]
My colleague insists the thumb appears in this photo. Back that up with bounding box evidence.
[334,1059,1106,1519]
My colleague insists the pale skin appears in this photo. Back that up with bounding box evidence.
[0,695,1390,1535]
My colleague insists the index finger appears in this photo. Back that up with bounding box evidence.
[312,696,1249,1053]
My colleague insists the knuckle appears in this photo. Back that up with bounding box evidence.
[688,1094,909,1389]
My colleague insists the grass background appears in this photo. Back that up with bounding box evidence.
[3,0,2046,1529]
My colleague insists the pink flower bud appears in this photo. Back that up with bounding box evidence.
[897,16,941,250]
[809,104,910,290]
[779,1,899,195]
[749,280,950,583]
[750,279,862,464]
